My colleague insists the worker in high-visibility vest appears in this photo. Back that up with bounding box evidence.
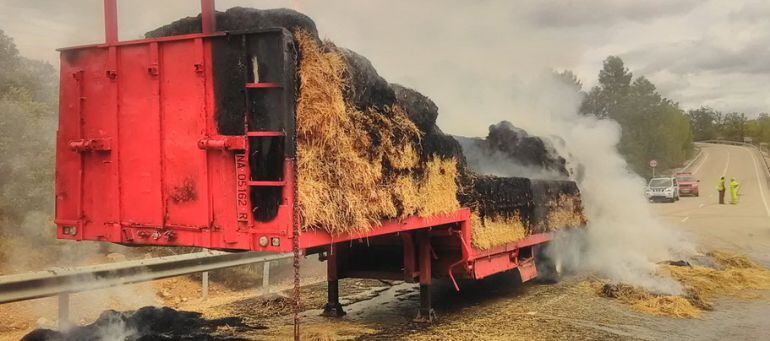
[717,177,726,204]
[729,178,740,204]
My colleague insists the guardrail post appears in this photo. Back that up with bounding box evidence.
[262,261,271,293]
[58,293,70,330]
[201,271,209,299]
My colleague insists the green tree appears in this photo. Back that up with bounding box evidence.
[721,112,747,142]
[687,107,722,141]
[0,30,57,236]
[745,113,770,144]
[580,56,633,119]
[581,56,693,177]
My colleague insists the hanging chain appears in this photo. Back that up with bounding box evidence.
[292,220,300,340]
[292,148,301,340]
[291,38,302,340]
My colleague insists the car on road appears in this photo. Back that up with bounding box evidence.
[675,172,700,197]
[645,177,680,203]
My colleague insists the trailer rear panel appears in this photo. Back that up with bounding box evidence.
[55,30,299,252]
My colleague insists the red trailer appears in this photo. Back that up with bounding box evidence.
[55,0,560,319]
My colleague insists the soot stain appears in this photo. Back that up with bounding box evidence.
[170,179,197,204]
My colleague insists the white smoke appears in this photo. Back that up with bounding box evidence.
[92,314,137,340]
[503,73,694,294]
[455,135,569,180]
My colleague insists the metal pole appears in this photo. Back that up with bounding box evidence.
[262,261,270,293]
[201,271,209,299]
[321,246,345,317]
[58,293,70,330]
[201,0,216,34]
[103,0,118,44]
[416,231,434,322]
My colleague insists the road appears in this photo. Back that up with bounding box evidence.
[653,143,770,265]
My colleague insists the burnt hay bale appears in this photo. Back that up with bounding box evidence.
[421,125,466,165]
[530,180,585,232]
[460,175,534,223]
[391,83,439,132]
[338,48,397,110]
[485,121,568,176]
[460,175,586,236]
[146,7,320,42]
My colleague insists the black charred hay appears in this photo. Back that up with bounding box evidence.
[456,121,568,178]
[148,7,585,244]
[21,307,252,341]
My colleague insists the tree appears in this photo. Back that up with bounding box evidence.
[687,107,722,141]
[553,70,583,93]
[721,112,747,142]
[580,56,633,119]
[0,30,57,232]
[745,113,770,144]
[580,56,693,177]
[598,56,633,99]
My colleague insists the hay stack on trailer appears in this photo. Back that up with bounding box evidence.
[147,7,586,247]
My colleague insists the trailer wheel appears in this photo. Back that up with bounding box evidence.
[535,244,560,283]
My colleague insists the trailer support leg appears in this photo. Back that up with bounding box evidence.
[415,231,436,322]
[321,246,345,317]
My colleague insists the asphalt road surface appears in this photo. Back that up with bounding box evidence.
[653,142,770,265]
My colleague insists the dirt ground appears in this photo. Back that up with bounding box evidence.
[4,256,770,340]
[53,270,759,341]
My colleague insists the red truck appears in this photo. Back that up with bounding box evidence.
[54,0,578,320]
[675,172,700,197]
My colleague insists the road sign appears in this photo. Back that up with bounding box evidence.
[649,160,657,168]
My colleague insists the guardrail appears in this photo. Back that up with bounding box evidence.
[698,139,757,147]
[0,250,291,329]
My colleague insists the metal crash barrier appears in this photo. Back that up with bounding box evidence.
[0,251,291,329]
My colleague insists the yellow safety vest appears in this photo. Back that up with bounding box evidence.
[717,180,725,191]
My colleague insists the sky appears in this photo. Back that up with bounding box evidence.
[1,0,768,136]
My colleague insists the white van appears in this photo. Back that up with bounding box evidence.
[645,177,679,203]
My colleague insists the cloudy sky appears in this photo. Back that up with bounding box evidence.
[1,0,768,136]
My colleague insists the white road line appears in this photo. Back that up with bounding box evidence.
[681,150,704,171]
[722,151,731,176]
[680,216,689,222]
[748,147,770,217]
[691,153,709,175]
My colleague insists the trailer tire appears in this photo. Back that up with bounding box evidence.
[535,244,560,284]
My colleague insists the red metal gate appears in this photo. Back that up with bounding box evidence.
[55,2,300,252]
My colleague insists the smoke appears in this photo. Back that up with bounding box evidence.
[458,141,567,180]
[496,73,694,294]
[443,70,692,293]
[454,122,570,180]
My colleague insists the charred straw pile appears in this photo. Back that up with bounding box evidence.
[597,251,770,318]
[148,8,586,248]
[22,307,249,340]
